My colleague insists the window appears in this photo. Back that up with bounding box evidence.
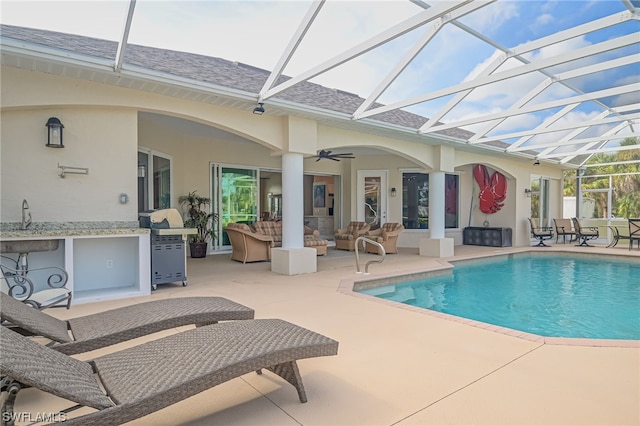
[402,173,459,229]
[445,174,459,228]
[138,149,173,212]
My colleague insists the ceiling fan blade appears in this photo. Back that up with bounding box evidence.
[329,157,340,161]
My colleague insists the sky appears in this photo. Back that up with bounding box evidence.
[1,0,638,147]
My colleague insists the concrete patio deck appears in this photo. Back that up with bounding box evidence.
[12,243,640,425]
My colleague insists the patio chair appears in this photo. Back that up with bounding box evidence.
[365,222,405,254]
[571,217,599,247]
[0,263,72,310]
[528,218,553,247]
[0,292,254,355]
[628,218,640,250]
[0,320,339,425]
[224,223,274,263]
[552,218,577,244]
[334,221,370,251]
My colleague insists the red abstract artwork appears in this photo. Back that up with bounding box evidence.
[473,164,507,214]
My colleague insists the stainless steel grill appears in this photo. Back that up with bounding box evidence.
[139,209,196,290]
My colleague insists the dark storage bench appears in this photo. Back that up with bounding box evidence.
[463,227,512,247]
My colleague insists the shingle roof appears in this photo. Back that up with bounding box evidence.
[1,24,479,142]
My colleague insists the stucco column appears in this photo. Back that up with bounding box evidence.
[271,152,316,275]
[281,152,304,248]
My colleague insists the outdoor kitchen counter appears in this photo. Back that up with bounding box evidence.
[0,228,149,239]
[0,222,151,305]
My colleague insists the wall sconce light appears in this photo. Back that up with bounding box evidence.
[524,188,532,197]
[138,165,146,178]
[253,102,265,115]
[391,187,397,197]
[533,158,540,166]
[45,117,64,148]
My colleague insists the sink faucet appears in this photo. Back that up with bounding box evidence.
[21,199,32,230]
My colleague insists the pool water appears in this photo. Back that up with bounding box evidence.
[358,255,640,340]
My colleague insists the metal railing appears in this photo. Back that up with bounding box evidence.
[354,236,386,274]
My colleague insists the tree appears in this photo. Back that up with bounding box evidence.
[563,137,640,218]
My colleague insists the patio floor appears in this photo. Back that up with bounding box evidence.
[14,243,640,425]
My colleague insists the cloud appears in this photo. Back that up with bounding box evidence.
[530,13,554,34]
[460,1,519,34]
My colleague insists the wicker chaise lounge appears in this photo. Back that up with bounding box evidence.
[0,292,254,355]
[0,320,339,425]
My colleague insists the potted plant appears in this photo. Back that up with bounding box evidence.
[178,190,218,258]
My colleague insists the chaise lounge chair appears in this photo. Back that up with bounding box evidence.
[0,292,254,355]
[571,217,599,247]
[528,218,553,247]
[0,320,339,425]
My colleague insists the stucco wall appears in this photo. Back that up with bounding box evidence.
[138,114,284,208]
[1,107,138,222]
[1,66,564,247]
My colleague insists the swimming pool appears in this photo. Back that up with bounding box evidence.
[356,254,640,340]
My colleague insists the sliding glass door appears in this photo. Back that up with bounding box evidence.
[211,164,259,250]
[530,176,551,227]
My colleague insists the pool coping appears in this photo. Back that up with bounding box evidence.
[337,250,640,348]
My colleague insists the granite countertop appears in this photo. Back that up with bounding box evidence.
[0,222,150,239]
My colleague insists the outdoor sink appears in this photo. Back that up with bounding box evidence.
[0,239,60,253]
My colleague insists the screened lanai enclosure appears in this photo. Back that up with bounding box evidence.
[2,0,638,166]
[1,0,639,235]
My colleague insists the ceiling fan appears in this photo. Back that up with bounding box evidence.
[310,150,355,161]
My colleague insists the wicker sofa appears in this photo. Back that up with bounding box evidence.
[251,221,328,255]
[334,221,370,251]
[224,223,274,263]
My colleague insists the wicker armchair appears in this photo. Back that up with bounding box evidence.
[224,223,274,263]
[365,222,405,254]
[334,221,370,251]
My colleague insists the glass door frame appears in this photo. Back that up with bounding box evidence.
[210,163,261,252]
[356,170,388,230]
[530,175,551,227]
